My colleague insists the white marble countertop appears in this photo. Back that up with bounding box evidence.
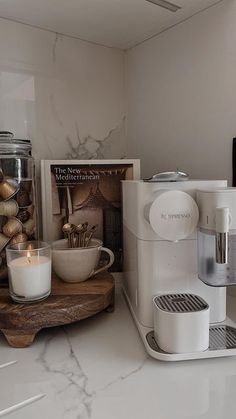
[1,282,236,419]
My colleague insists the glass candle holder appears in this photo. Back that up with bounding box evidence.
[0,131,38,287]
[6,241,51,303]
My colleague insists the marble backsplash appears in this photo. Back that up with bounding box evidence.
[0,18,126,161]
[65,117,126,160]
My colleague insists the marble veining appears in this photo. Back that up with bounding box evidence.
[1,290,236,418]
[0,18,126,162]
[50,93,64,128]
[66,117,126,160]
[52,33,60,64]
[99,354,149,392]
[35,318,148,419]
[37,329,95,419]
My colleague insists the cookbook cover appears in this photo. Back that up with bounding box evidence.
[41,159,140,271]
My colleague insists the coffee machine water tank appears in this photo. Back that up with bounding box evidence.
[197,188,236,287]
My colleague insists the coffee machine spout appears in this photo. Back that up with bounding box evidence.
[215,207,229,264]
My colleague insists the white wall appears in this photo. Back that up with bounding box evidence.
[2,0,236,179]
[126,0,236,181]
[0,18,125,161]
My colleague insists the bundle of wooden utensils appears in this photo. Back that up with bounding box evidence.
[62,222,98,248]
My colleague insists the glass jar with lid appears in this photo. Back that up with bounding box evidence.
[0,131,38,285]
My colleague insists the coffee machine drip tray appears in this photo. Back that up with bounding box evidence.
[146,325,236,361]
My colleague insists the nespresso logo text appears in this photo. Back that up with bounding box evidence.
[161,213,191,220]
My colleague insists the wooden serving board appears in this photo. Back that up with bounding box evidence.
[0,272,114,348]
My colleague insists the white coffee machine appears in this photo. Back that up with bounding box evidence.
[122,173,236,361]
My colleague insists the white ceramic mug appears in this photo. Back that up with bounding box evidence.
[52,238,114,283]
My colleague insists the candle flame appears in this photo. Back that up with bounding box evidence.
[26,244,33,264]
[27,250,31,264]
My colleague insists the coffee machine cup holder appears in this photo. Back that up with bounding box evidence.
[153,294,210,354]
[140,292,236,361]
[146,325,236,361]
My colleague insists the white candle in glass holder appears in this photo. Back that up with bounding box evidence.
[8,251,51,299]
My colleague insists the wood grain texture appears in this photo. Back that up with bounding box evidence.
[0,272,114,348]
